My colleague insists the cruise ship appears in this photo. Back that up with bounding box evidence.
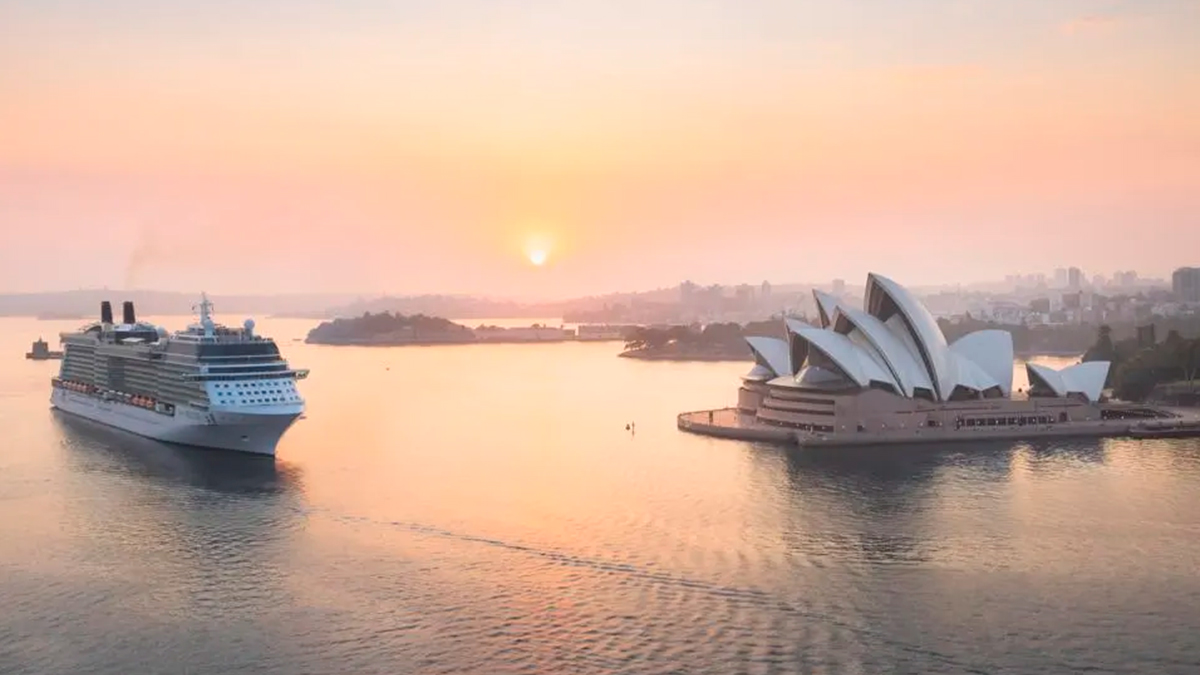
[51,295,308,455]
[679,273,1200,446]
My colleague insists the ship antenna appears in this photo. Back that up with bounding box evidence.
[194,292,215,336]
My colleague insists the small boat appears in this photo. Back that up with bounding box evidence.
[25,338,64,360]
[1129,421,1200,439]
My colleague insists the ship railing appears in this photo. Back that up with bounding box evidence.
[181,368,309,382]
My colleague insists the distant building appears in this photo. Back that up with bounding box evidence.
[734,284,756,308]
[1068,267,1084,290]
[1137,324,1157,348]
[832,278,846,296]
[760,280,772,300]
[1172,267,1200,302]
[1062,292,1082,310]
[1054,268,1068,288]
[1114,270,1138,288]
[1029,297,1051,314]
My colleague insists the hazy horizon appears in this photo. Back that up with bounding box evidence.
[3,0,1198,299]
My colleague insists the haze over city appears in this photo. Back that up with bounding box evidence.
[2,0,1198,300]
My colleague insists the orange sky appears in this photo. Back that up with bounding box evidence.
[1,0,1198,298]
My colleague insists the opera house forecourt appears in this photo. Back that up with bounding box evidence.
[679,273,1200,446]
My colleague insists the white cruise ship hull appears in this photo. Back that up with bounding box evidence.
[51,389,300,456]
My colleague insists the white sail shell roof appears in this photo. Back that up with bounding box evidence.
[1026,362,1110,402]
[950,329,1014,395]
[745,336,791,380]
[950,353,1002,394]
[865,273,955,400]
[812,290,840,329]
[755,274,1100,404]
[784,318,816,374]
[829,305,934,397]
[787,322,899,391]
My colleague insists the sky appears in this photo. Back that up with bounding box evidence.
[1,0,1198,299]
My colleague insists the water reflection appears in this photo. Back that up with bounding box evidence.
[1010,438,1107,471]
[761,438,1115,569]
[52,410,303,496]
[35,411,311,674]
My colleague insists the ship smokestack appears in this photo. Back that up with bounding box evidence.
[122,301,136,325]
[100,301,113,325]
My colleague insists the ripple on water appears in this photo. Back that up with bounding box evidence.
[4,340,1200,674]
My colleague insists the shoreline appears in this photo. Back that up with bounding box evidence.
[618,350,749,362]
[619,349,1085,363]
[678,407,1200,447]
[306,336,624,347]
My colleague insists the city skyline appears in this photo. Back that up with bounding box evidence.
[2,0,1199,298]
[0,262,1188,300]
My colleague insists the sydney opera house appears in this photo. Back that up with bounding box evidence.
[679,273,1199,446]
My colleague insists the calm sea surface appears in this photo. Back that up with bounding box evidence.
[3,316,1200,674]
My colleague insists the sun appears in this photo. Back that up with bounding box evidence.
[522,231,554,267]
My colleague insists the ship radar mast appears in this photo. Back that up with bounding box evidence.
[194,292,216,336]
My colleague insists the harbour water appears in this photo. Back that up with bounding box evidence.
[3,316,1200,674]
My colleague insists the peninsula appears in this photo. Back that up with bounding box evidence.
[305,312,630,346]
[306,313,475,345]
[618,321,781,361]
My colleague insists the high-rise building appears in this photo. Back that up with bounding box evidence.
[1173,267,1200,302]
[832,278,846,296]
[1068,267,1084,290]
[1111,270,1136,288]
[760,280,772,299]
[1054,268,1068,287]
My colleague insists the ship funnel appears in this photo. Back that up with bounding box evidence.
[100,301,113,325]
[122,301,136,325]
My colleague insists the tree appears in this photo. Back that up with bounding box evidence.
[700,322,743,348]
[1086,324,1116,361]
[1181,339,1200,392]
[666,325,694,345]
